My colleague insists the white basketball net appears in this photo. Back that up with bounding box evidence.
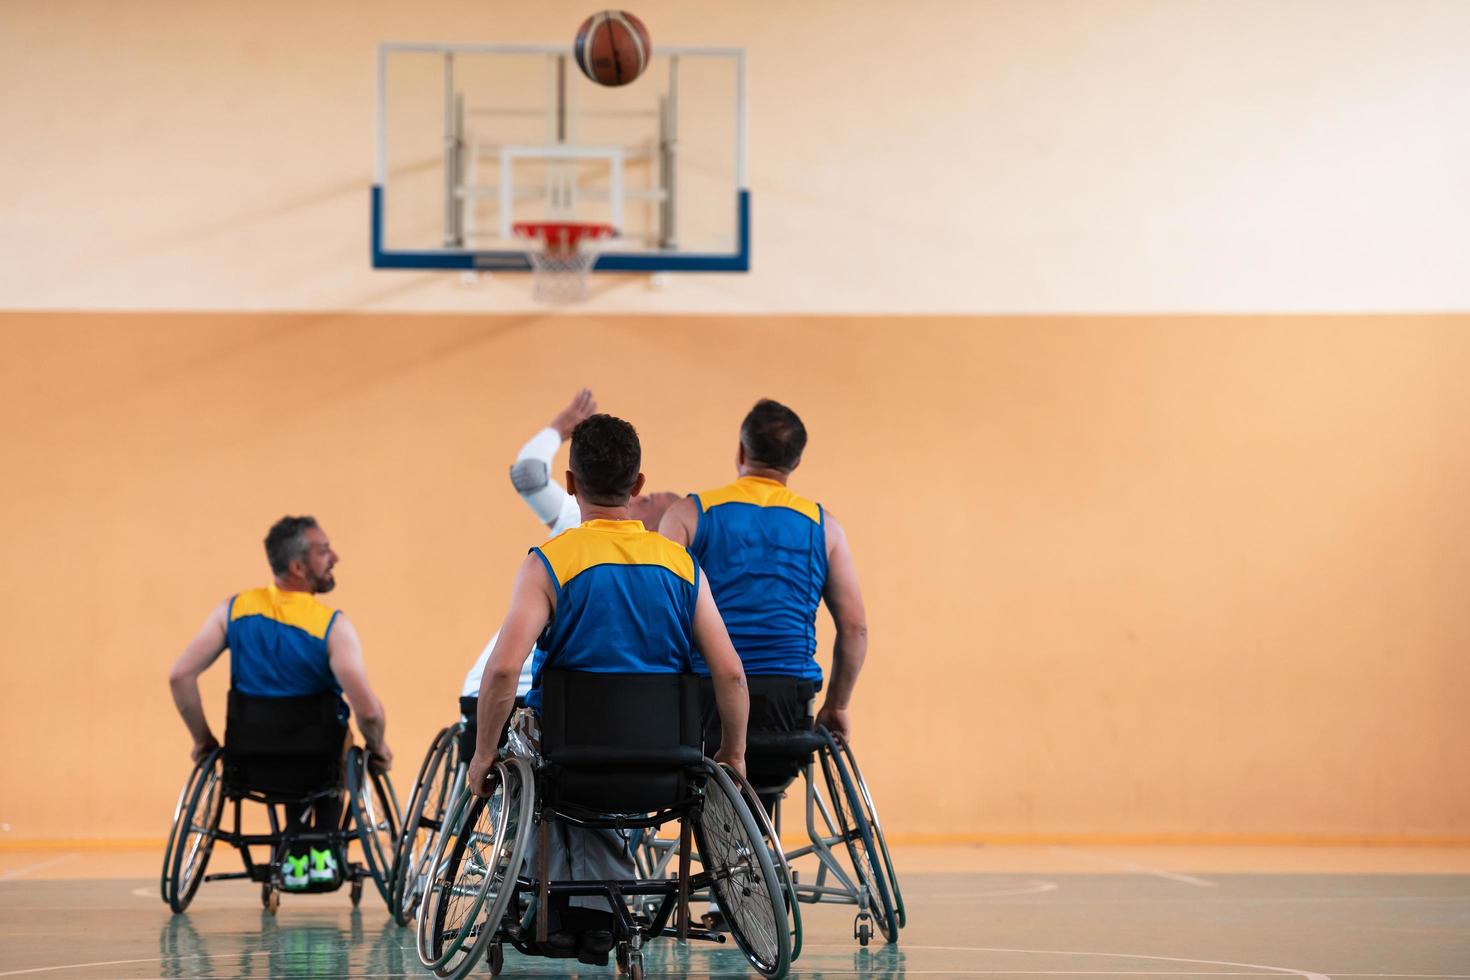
[515,224,615,304]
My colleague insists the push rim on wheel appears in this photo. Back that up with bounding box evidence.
[693,762,792,977]
[436,755,534,980]
[834,734,905,929]
[719,762,804,962]
[167,748,225,913]
[348,746,401,906]
[392,725,461,925]
[817,730,898,943]
[160,753,210,904]
[418,761,512,973]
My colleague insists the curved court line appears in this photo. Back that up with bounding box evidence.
[893,944,1330,980]
[917,879,1061,900]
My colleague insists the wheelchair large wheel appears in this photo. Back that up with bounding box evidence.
[693,763,792,978]
[390,723,461,926]
[721,763,803,962]
[418,757,533,980]
[833,734,906,929]
[164,748,226,914]
[817,730,898,943]
[347,746,402,908]
[160,752,210,904]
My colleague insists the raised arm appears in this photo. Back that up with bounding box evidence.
[657,495,700,547]
[509,389,597,529]
[691,573,749,777]
[167,601,230,763]
[327,613,392,771]
[468,552,555,797]
[817,513,868,741]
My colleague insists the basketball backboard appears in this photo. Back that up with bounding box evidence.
[372,42,748,273]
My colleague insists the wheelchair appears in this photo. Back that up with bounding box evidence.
[386,699,474,926]
[415,670,796,980]
[160,690,401,915]
[638,676,905,947]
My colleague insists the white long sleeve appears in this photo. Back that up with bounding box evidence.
[510,426,580,531]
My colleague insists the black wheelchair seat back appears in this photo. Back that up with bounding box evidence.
[538,670,703,815]
[223,689,346,800]
[701,675,824,794]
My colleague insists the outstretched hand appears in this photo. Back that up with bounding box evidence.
[550,388,598,440]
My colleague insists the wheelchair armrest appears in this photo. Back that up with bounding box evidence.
[746,729,828,760]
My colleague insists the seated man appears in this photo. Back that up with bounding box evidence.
[466,413,749,964]
[660,398,869,795]
[460,388,679,708]
[167,516,393,891]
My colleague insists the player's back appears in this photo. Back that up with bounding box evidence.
[227,586,345,708]
[689,476,827,680]
[527,518,699,709]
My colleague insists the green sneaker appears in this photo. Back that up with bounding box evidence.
[281,852,310,891]
[308,846,339,885]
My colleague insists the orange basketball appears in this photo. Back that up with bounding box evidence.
[574,10,651,87]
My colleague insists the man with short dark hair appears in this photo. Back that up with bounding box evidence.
[660,398,869,741]
[167,516,392,891]
[467,413,749,964]
[460,389,681,704]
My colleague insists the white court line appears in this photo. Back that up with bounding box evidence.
[0,854,80,881]
[1049,846,1217,887]
[917,879,1060,900]
[884,945,1329,980]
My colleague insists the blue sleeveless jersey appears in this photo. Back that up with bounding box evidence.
[689,476,827,681]
[527,518,700,711]
[227,586,347,718]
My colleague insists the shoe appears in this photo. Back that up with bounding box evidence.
[308,847,339,885]
[701,905,729,932]
[281,852,310,891]
[577,929,614,966]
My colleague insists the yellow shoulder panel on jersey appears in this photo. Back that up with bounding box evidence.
[230,586,338,640]
[537,521,696,588]
[698,477,821,524]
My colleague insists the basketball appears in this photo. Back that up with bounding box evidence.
[574,10,651,87]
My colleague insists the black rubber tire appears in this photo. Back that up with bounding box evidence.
[692,762,792,978]
[160,755,209,905]
[834,735,906,929]
[347,746,401,908]
[817,730,898,943]
[389,724,460,926]
[166,748,226,914]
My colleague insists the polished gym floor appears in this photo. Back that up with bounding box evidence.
[1,844,1466,978]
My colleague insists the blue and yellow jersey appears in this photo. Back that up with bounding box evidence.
[688,476,828,681]
[527,518,699,711]
[226,586,346,714]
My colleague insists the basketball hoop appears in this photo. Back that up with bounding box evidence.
[513,221,617,304]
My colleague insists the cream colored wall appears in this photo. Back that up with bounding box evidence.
[1,0,1468,313]
[1,312,1467,843]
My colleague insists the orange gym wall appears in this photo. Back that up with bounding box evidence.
[1,312,1468,844]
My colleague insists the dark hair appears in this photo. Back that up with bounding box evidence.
[740,398,807,471]
[265,515,319,576]
[570,414,642,503]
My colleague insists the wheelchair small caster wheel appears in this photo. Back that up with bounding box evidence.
[261,883,279,915]
[350,878,363,907]
[855,914,871,947]
[488,942,504,975]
